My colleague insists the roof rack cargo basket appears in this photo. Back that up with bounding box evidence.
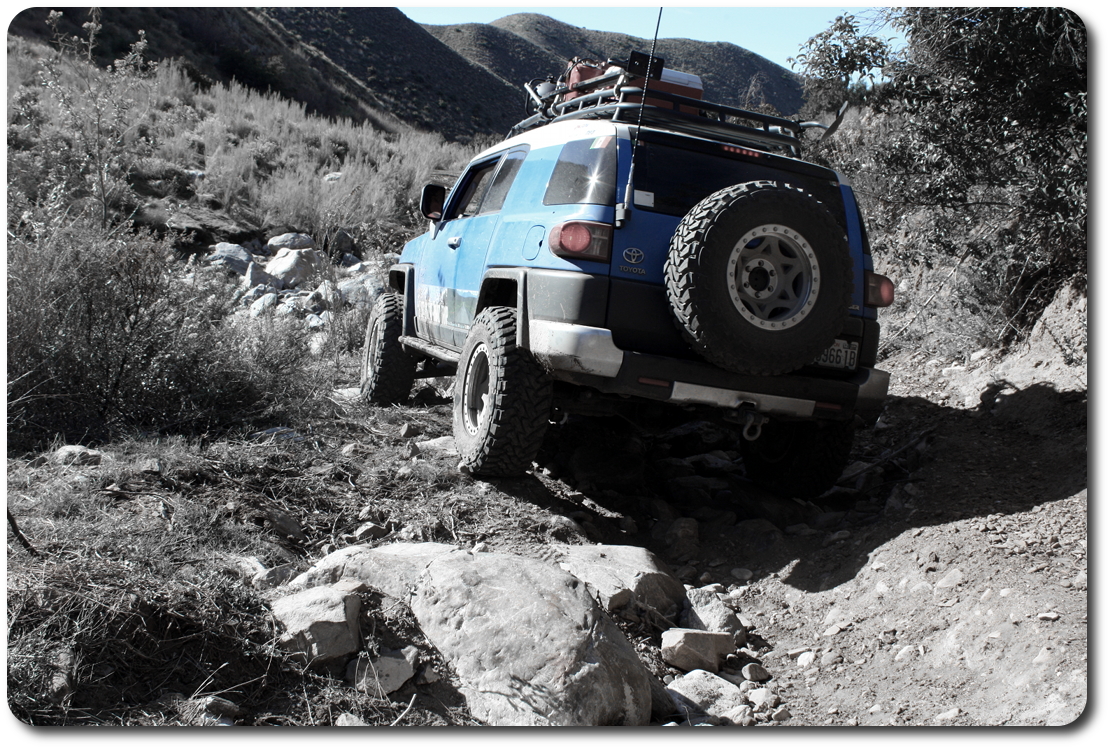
[511,52,808,156]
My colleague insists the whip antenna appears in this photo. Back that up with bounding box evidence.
[616,7,663,228]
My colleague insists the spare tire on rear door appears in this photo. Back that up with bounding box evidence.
[664,180,851,375]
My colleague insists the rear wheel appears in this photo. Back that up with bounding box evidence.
[360,292,416,405]
[453,307,553,476]
[740,419,855,499]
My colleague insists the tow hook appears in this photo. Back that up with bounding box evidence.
[741,412,767,441]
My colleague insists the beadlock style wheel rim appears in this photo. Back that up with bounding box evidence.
[462,343,491,436]
[727,224,820,330]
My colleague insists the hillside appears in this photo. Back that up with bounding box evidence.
[8,7,807,140]
[487,13,806,115]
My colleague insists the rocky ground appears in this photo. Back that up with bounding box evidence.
[7,285,1088,727]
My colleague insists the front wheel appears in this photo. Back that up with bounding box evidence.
[740,419,855,499]
[453,307,553,477]
[360,292,416,405]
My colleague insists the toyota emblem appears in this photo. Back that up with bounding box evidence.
[622,247,644,264]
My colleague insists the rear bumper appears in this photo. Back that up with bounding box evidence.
[527,320,888,424]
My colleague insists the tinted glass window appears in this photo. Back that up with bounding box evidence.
[543,136,617,206]
[632,143,753,216]
[480,147,528,214]
[453,162,498,219]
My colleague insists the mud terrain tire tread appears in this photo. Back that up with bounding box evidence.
[453,306,553,477]
[360,292,417,405]
[741,419,856,499]
[665,180,852,375]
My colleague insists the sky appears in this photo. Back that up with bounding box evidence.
[397,4,903,72]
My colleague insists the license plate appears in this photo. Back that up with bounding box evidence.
[815,340,859,370]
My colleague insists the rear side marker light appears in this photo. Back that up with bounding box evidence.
[549,221,612,262]
[638,377,671,388]
[865,271,895,307]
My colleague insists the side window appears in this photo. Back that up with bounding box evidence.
[543,135,617,206]
[479,147,529,215]
[452,162,499,219]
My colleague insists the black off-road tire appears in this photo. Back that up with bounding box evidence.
[741,419,856,499]
[665,180,852,375]
[360,292,416,405]
[453,306,553,477]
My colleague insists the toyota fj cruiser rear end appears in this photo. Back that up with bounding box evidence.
[361,52,895,498]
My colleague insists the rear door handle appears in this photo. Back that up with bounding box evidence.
[448,236,462,249]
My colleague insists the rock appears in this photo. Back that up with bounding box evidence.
[305,280,340,312]
[264,248,327,288]
[935,707,961,722]
[399,423,420,439]
[1037,611,1061,621]
[335,713,368,726]
[241,261,283,290]
[249,292,279,317]
[550,544,686,617]
[262,508,309,542]
[741,663,771,682]
[266,232,315,251]
[824,530,851,545]
[936,568,965,588]
[337,275,384,308]
[400,442,420,459]
[726,705,756,726]
[661,628,735,673]
[772,706,792,721]
[251,563,297,590]
[797,651,817,667]
[820,651,843,666]
[166,205,254,248]
[747,687,780,710]
[350,522,390,542]
[348,645,419,696]
[288,542,459,599]
[665,670,748,724]
[271,587,360,664]
[731,568,753,582]
[411,552,652,725]
[416,436,458,456]
[51,445,104,466]
[681,586,746,644]
[207,243,254,275]
[203,696,241,718]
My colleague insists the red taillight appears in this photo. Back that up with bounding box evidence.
[865,271,895,307]
[548,221,612,262]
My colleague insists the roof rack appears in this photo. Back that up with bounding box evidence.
[509,55,809,156]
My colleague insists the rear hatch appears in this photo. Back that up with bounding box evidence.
[607,129,862,362]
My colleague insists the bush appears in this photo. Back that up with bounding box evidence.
[6,212,320,449]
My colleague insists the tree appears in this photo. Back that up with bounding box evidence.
[794,7,1086,334]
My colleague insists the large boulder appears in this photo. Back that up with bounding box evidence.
[266,232,316,252]
[411,552,652,726]
[207,243,254,275]
[287,542,459,599]
[550,544,686,617]
[264,248,327,288]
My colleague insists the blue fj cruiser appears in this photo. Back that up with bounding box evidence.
[361,52,894,497]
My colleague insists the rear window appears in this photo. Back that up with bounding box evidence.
[543,136,617,207]
[633,142,752,217]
